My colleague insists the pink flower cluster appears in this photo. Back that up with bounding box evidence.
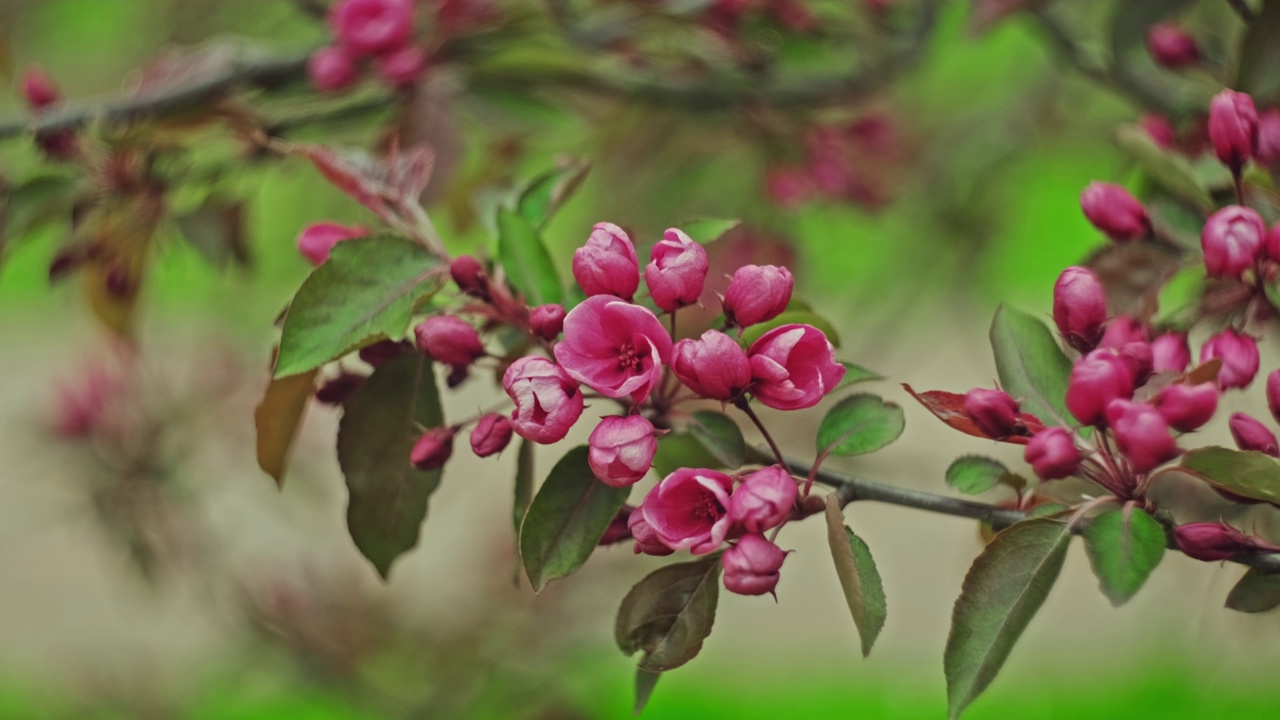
[765,116,901,212]
[308,0,425,92]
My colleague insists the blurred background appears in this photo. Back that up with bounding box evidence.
[1,0,1279,717]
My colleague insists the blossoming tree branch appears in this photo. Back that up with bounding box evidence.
[4,0,1280,718]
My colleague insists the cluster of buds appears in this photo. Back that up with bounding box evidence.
[765,115,901,212]
[309,0,426,91]
[17,66,77,160]
[704,0,816,35]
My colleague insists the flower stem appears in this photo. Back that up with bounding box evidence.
[735,398,786,468]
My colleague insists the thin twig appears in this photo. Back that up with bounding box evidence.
[1225,0,1257,22]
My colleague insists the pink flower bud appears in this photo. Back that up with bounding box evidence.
[1150,332,1190,373]
[1140,113,1177,150]
[1053,267,1108,352]
[1116,341,1154,387]
[470,413,513,457]
[358,338,412,367]
[963,388,1021,439]
[529,304,566,340]
[296,222,366,265]
[1208,89,1258,171]
[1105,400,1178,473]
[376,46,425,87]
[628,506,674,556]
[1267,221,1280,264]
[1152,382,1218,432]
[21,66,60,109]
[1080,182,1149,242]
[729,466,797,533]
[599,505,635,546]
[722,533,787,597]
[330,0,415,56]
[1066,350,1134,427]
[502,356,584,444]
[1174,522,1254,562]
[572,222,640,299]
[748,323,846,411]
[315,372,364,405]
[764,166,811,208]
[308,46,360,92]
[449,255,488,297]
[410,427,456,470]
[414,316,485,367]
[671,329,752,401]
[588,416,657,488]
[640,468,736,554]
[645,228,709,312]
[723,264,793,328]
[1229,412,1279,456]
[1267,369,1280,424]
[553,296,672,402]
[1146,23,1199,69]
[1200,328,1259,390]
[1257,108,1280,168]
[1201,206,1265,278]
[1024,427,1080,480]
[1098,316,1149,350]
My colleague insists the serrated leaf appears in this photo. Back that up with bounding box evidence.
[824,496,887,657]
[1082,506,1166,607]
[520,446,631,591]
[1114,124,1214,212]
[497,206,563,306]
[946,456,1010,496]
[615,557,721,672]
[254,368,318,487]
[989,305,1074,430]
[517,159,591,230]
[1237,0,1280,100]
[513,438,534,533]
[688,411,745,469]
[816,393,905,457]
[633,669,661,716]
[1180,447,1280,506]
[338,353,444,579]
[835,362,882,390]
[677,218,740,246]
[1109,0,1194,57]
[742,311,841,348]
[945,518,1070,719]
[275,236,440,378]
[1225,568,1280,614]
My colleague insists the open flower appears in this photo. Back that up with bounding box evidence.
[553,295,672,402]
[502,356,584,443]
[640,468,736,554]
[747,323,845,410]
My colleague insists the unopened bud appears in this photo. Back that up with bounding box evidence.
[470,413,513,457]
[1106,400,1178,473]
[1146,23,1199,69]
[723,264,793,328]
[963,388,1021,439]
[1053,267,1107,352]
[1229,412,1279,457]
[1208,89,1258,172]
[410,426,456,470]
[1200,328,1259,390]
[1080,182,1149,242]
[1024,427,1079,480]
[721,533,787,597]
[414,316,485,367]
[1152,382,1218,433]
[449,255,489,297]
[528,303,566,341]
[1201,206,1265,279]
[1066,350,1134,427]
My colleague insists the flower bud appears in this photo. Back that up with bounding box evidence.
[722,534,787,597]
[599,506,635,546]
[1174,522,1254,562]
[1201,206,1265,278]
[723,265,793,328]
[1052,267,1107,352]
[963,388,1021,439]
[1141,113,1177,150]
[1116,341,1154,388]
[410,427,456,470]
[1208,89,1258,171]
[1080,182,1149,242]
[1024,428,1080,480]
[671,329,751,401]
[449,255,488,297]
[1267,370,1280,424]
[1066,350,1134,427]
[588,416,657,488]
[308,46,360,92]
[470,413,513,457]
[1229,412,1279,456]
[330,0,415,56]
[729,467,798,533]
[644,228,709,312]
[1098,316,1149,350]
[414,316,485,367]
[528,304,566,341]
[1150,332,1190,374]
[296,222,366,265]
[1152,382,1218,433]
[1200,329,1259,390]
[376,46,425,87]
[1105,400,1178,473]
[315,372,364,405]
[572,222,640,299]
[1267,222,1280,264]
[1257,108,1280,168]
[627,507,673,556]
[21,66,60,109]
[1146,23,1199,69]
[502,356,584,444]
[764,166,810,208]
[748,324,845,411]
[358,338,412,367]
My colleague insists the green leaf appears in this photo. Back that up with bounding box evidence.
[1082,506,1166,607]
[676,218,740,246]
[497,207,563,306]
[946,456,1010,496]
[815,393,906,457]
[835,362,882,390]
[174,199,249,269]
[1180,447,1280,505]
[615,557,721,672]
[519,446,631,591]
[254,368,318,487]
[988,305,1074,430]
[517,159,591,230]
[1225,568,1280,614]
[338,353,444,579]
[824,496,888,658]
[276,236,439,378]
[1113,124,1214,212]
[687,411,746,469]
[945,518,1071,719]
[513,439,534,533]
[633,669,661,716]
[741,310,842,348]
[653,433,723,477]
[1237,0,1280,100]
[1,174,77,243]
[1109,0,1193,57]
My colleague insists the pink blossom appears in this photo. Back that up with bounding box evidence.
[722,533,787,597]
[1140,113,1177,150]
[729,466,797,533]
[644,228,709,312]
[1146,23,1199,69]
[1080,182,1149,242]
[964,388,1021,439]
[1066,350,1134,427]
[1152,382,1218,433]
[1105,400,1177,473]
[723,264,793,327]
[587,415,657,487]
[1201,206,1265,279]
[410,427,456,470]
[296,222,366,265]
[1150,332,1190,373]
[414,316,485,367]
[308,46,360,92]
[529,304,566,341]
[1098,316,1149,350]
[553,295,672,402]
[1229,412,1279,456]
[628,506,674,556]
[1052,267,1107,352]
[330,0,415,56]
[1175,522,1269,561]
[1267,369,1280,424]
[376,46,425,87]
[470,413,513,457]
[671,329,751,401]
[1208,89,1258,171]
[640,468,736,554]
[748,324,845,410]
[572,222,639,299]
[502,356,584,444]
[1200,329,1259,390]
[1257,109,1280,168]
[22,66,60,109]
[450,255,488,297]
[1024,428,1079,480]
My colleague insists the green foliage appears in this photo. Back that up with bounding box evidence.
[652,433,721,478]
[945,456,1011,496]
[824,496,888,658]
[634,668,662,716]
[816,393,905,457]
[616,557,721,673]
[1237,0,1280,100]
[1109,0,1194,57]
[676,218,741,245]
[513,439,535,533]
[687,411,746,470]
[275,236,440,378]
[1113,125,1214,212]
[517,159,592,229]
[497,207,563,306]
[1225,568,1280,614]
[988,305,1074,429]
[1180,447,1280,505]
[254,368,319,486]
[741,310,842,348]
[1082,507,1166,607]
[834,362,883,390]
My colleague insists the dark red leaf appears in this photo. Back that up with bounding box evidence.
[902,384,1044,445]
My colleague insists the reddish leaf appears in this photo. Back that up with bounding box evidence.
[289,142,435,220]
[254,368,319,487]
[902,384,1043,445]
